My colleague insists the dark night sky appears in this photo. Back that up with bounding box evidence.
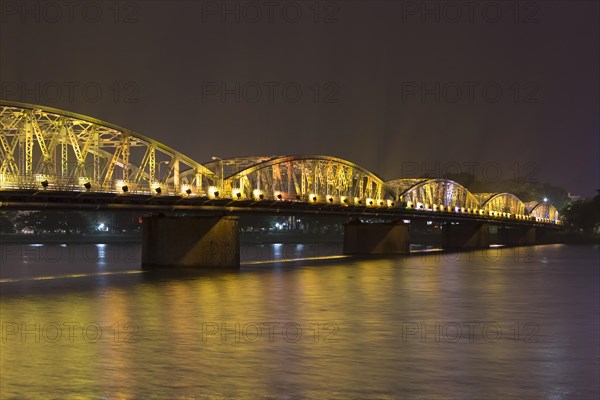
[1,0,598,197]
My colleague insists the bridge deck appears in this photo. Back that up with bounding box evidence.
[0,190,561,229]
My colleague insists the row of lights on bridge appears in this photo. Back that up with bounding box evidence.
[28,179,557,224]
[218,189,396,207]
[404,201,558,223]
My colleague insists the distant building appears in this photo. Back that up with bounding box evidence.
[567,193,581,202]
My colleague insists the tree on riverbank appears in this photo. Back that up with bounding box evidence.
[14,211,93,234]
[560,193,600,235]
[0,212,15,234]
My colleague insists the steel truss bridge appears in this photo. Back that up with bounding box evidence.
[0,101,560,227]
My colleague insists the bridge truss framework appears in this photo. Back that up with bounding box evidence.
[0,101,560,224]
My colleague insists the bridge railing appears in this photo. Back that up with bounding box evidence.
[0,174,562,225]
[0,173,210,197]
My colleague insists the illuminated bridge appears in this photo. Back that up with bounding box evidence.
[0,101,563,268]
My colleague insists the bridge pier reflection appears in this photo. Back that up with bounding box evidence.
[142,215,240,269]
[442,222,491,250]
[343,220,410,255]
[498,226,537,246]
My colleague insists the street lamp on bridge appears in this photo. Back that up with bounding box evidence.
[157,161,170,182]
[212,156,224,189]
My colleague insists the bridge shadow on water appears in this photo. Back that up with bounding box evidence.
[0,229,563,298]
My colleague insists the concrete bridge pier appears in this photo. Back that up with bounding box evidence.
[142,215,240,269]
[443,222,490,250]
[343,220,410,255]
[498,226,537,246]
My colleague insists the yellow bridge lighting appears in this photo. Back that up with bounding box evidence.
[0,102,562,225]
[181,185,192,195]
[252,189,264,200]
[150,182,162,194]
[207,186,220,198]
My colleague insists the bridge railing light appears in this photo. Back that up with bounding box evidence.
[275,191,283,200]
[208,186,220,198]
[253,189,264,200]
[78,177,93,191]
[34,174,51,189]
[340,196,349,205]
[150,182,162,195]
[115,180,132,193]
[232,189,243,199]
[181,185,193,196]
[309,194,318,203]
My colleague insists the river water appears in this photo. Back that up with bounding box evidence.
[1,243,598,399]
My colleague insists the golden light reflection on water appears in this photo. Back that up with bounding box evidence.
[1,244,598,398]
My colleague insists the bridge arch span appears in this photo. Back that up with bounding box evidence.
[474,193,527,216]
[386,178,479,211]
[528,202,560,222]
[221,155,393,204]
[0,101,217,195]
